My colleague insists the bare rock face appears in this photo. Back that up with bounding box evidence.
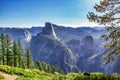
[41,22,57,39]
[81,36,94,49]
[30,22,79,73]
[66,39,81,56]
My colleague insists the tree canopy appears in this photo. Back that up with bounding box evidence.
[87,0,120,64]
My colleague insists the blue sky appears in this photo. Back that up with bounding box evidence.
[0,0,100,28]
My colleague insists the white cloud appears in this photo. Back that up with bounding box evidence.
[56,22,103,28]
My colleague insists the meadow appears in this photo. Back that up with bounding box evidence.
[0,65,120,80]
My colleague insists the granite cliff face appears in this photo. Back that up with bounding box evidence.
[30,22,79,73]
[66,35,104,72]
[29,23,113,73]
[52,24,89,42]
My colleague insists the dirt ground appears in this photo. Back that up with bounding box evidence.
[0,71,18,80]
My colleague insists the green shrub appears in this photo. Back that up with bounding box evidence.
[0,65,37,78]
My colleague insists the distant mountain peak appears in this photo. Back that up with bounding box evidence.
[41,22,57,39]
[81,36,94,49]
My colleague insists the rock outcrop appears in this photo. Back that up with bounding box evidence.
[30,22,79,73]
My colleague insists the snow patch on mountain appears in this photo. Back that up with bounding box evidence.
[24,30,32,42]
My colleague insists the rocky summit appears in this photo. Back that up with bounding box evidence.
[30,22,79,73]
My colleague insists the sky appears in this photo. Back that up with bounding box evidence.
[0,0,101,28]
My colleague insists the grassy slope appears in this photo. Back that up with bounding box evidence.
[0,65,120,80]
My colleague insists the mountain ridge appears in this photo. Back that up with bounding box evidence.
[0,22,119,74]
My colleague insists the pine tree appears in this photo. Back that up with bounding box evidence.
[41,62,47,71]
[26,48,34,69]
[36,60,43,71]
[52,65,58,73]
[47,64,51,73]
[0,35,2,64]
[17,39,24,68]
[1,33,6,65]
[59,69,64,74]
[6,35,12,65]
[87,0,120,63]
[0,54,2,65]
[21,57,26,69]
[13,40,18,67]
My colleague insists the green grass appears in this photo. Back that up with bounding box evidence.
[0,65,53,80]
[0,65,120,80]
